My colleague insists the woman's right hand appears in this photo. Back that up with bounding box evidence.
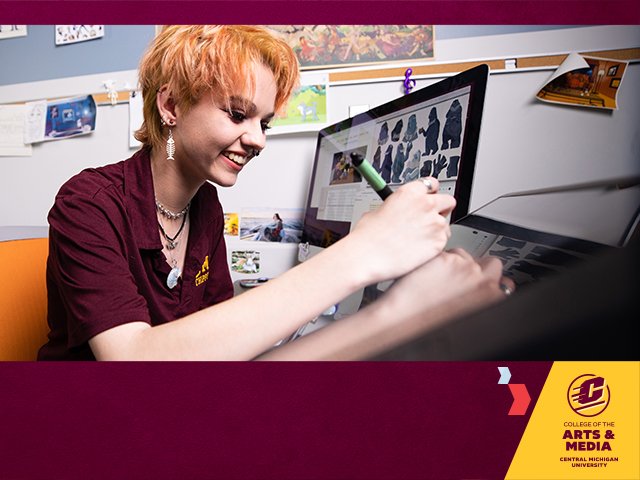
[379,248,513,324]
[345,178,456,284]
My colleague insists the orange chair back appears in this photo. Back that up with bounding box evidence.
[0,237,49,361]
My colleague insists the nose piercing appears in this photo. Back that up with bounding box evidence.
[253,149,261,157]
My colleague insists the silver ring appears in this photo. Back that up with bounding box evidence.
[499,283,513,296]
[422,178,434,193]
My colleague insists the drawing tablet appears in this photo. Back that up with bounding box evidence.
[301,64,489,249]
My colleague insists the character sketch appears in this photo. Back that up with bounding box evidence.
[378,121,389,145]
[402,114,418,142]
[391,118,403,142]
[420,159,432,177]
[419,107,440,156]
[441,99,462,149]
[446,155,460,178]
[432,153,448,179]
[372,145,382,172]
[391,143,406,183]
[381,144,394,183]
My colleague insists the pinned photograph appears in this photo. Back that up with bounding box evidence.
[224,213,239,237]
[231,251,260,274]
[43,95,97,142]
[536,53,628,110]
[240,208,304,243]
[55,25,104,45]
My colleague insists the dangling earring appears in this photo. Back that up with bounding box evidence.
[166,127,175,161]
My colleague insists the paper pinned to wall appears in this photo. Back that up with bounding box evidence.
[129,91,143,148]
[0,25,27,40]
[55,25,104,45]
[535,52,629,110]
[23,100,47,144]
[0,105,32,156]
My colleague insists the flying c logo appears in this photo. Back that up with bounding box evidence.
[195,255,210,287]
[567,374,610,417]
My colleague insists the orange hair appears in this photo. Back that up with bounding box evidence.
[135,25,300,149]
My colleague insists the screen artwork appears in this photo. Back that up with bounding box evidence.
[302,65,489,250]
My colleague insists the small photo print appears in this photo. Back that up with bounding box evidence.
[240,208,304,243]
[536,53,628,110]
[44,95,96,141]
[231,250,260,274]
[55,25,104,45]
[224,212,239,236]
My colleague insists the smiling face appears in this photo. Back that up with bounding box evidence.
[170,62,278,187]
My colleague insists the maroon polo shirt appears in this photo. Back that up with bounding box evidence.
[38,147,233,360]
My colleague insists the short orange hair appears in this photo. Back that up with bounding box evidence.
[135,25,300,149]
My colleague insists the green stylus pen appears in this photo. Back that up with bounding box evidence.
[350,152,394,200]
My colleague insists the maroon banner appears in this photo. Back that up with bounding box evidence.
[0,1,638,24]
[0,362,552,479]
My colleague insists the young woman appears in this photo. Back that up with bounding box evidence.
[39,25,510,361]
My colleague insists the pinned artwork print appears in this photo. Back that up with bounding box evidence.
[267,25,434,70]
[536,53,628,110]
[269,72,328,135]
[55,25,104,45]
[224,213,239,237]
[0,25,27,39]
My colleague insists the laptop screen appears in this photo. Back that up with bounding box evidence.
[448,177,640,287]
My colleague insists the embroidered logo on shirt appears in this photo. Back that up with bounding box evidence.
[195,255,210,286]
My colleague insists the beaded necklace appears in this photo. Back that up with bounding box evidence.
[155,198,190,220]
[155,199,191,289]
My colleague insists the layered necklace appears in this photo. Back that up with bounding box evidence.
[156,198,191,289]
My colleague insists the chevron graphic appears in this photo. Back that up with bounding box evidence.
[507,383,531,416]
[497,366,531,416]
[498,366,511,384]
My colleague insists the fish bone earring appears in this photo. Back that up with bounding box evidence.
[166,127,175,161]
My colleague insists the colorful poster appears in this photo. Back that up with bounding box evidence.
[267,25,434,69]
